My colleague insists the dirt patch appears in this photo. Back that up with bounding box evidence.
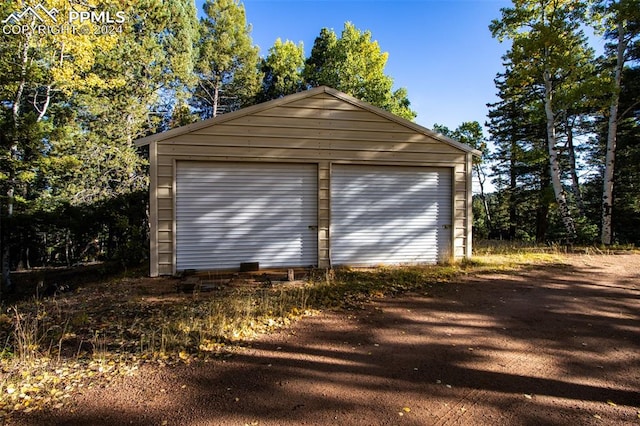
[13,254,640,425]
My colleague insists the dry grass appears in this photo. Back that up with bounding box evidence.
[1,242,612,419]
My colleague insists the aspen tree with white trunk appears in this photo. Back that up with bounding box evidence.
[0,0,200,289]
[596,0,640,245]
[490,0,595,242]
[543,65,577,239]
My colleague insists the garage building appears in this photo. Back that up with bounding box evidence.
[135,86,479,277]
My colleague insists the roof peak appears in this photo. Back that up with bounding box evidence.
[134,86,479,156]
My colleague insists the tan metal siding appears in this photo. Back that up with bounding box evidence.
[465,153,474,258]
[318,162,331,268]
[156,162,174,275]
[149,91,472,274]
[158,146,463,164]
[149,142,158,277]
[454,162,469,257]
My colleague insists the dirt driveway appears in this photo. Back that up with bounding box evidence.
[16,254,640,425]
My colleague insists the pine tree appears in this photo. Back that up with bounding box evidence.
[193,0,261,118]
[0,0,201,286]
[594,0,640,244]
[434,122,492,233]
[487,68,551,242]
[491,0,596,242]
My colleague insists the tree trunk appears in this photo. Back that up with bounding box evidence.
[474,163,492,231]
[65,229,71,268]
[566,122,585,216]
[12,30,31,122]
[543,68,577,241]
[536,175,551,243]
[1,188,14,293]
[601,20,626,245]
[508,136,518,240]
[35,84,52,123]
[212,84,220,118]
[0,213,6,297]
[2,30,33,294]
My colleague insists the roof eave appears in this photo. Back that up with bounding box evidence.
[134,86,329,147]
[322,87,481,156]
[135,86,481,156]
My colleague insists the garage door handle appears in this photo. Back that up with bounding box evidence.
[308,225,318,230]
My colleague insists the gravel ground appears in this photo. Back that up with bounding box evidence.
[14,254,640,425]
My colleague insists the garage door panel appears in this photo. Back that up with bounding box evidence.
[331,165,451,266]
[176,162,317,271]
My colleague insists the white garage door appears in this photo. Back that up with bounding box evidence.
[331,165,451,266]
[176,162,317,271]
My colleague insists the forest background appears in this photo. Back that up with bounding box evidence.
[0,0,638,292]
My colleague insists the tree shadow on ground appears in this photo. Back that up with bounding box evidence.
[16,256,640,425]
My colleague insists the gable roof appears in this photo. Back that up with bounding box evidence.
[134,86,481,156]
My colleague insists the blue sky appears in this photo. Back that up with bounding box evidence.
[197,0,513,131]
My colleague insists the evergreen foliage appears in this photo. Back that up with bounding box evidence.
[192,0,261,118]
[487,0,640,245]
[0,0,200,291]
[1,0,640,294]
